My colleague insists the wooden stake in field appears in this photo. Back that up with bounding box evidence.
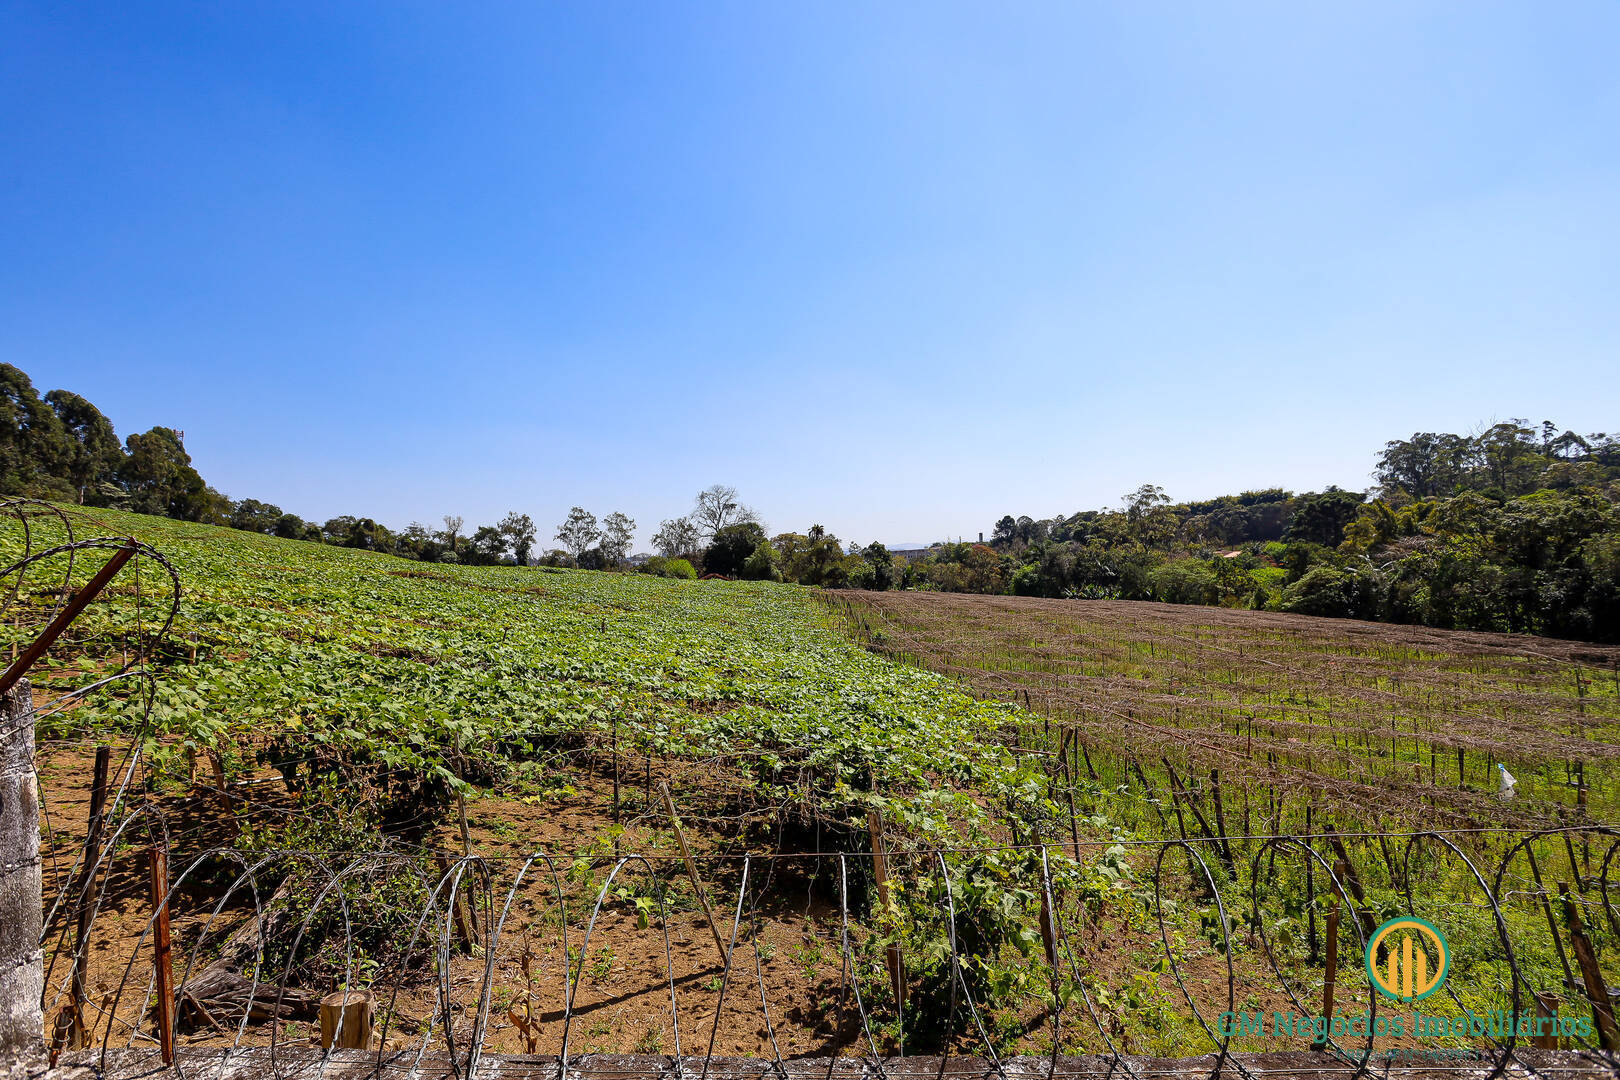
[64,745,111,1049]
[1312,859,1345,1051]
[1525,844,1576,993]
[1325,830,1377,943]
[146,847,175,1066]
[1058,729,1080,858]
[1208,769,1235,874]
[1533,993,1560,1050]
[867,809,906,1012]
[1037,884,1058,971]
[433,853,477,954]
[658,780,727,964]
[1561,883,1619,1050]
[1304,807,1318,964]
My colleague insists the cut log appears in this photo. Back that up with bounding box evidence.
[319,990,373,1050]
[175,879,319,1030]
[177,967,318,1028]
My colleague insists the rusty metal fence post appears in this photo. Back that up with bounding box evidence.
[0,681,43,1062]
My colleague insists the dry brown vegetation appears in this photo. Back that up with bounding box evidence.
[827,591,1620,830]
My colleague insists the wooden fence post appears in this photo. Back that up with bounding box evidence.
[1038,888,1058,971]
[434,853,477,954]
[1525,844,1577,993]
[0,681,43,1062]
[1561,883,1620,1051]
[64,745,111,1049]
[147,847,175,1066]
[1533,992,1560,1050]
[1325,830,1378,943]
[658,781,727,964]
[867,810,906,1012]
[1313,860,1344,1051]
[1208,769,1235,876]
[1304,807,1318,965]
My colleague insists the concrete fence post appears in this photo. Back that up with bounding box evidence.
[0,680,42,1063]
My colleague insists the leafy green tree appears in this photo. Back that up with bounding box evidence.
[321,516,391,550]
[1281,565,1382,619]
[860,542,896,590]
[44,390,122,503]
[1149,559,1220,605]
[742,540,780,581]
[555,507,599,563]
[600,511,636,565]
[346,518,394,551]
[467,524,508,564]
[273,513,309,539]
[229,498,284,533]
[497,511,537,565]
[1122,484,1175,546]
[652,516,700,558]
[0,364,71,498]
[1472,420,1540,495]
[118,426,222,521]
[395,521,443,560]
[776,524,849,586]
[704,522,767,577]
[323,516,358,543]
[1375,432,1471,498]
[1286,488,1365,546]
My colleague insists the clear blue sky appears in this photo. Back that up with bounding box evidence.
[4,3,1618,549]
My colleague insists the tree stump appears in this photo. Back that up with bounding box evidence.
[319,990,373,1050]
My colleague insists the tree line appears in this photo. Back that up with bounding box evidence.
[0,364,549,566]
[2,364,1614,639]
[878,421,1618,642]
[641,423,1619,644]
[0,365,813,575]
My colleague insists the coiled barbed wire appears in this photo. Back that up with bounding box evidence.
[30,830,1616,1080]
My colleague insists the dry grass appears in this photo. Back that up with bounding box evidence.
[827,591,1620,830]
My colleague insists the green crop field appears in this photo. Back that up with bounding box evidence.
[10,504,1620,1061]
[8,504,1028,841]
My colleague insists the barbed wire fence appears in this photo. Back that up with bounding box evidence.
[2,501,1618,1080]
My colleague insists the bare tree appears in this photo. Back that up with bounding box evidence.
[600,511,636,565]
[440,514,464,553]
[692,484,757,540]
[554,507,599,563]
[652,516,700,558]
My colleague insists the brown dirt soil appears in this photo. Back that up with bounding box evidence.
[34,737,1325,1062]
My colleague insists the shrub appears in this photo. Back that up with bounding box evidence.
[1280,564,1386,619]
[639,556,696,579]
[742,541,780,581]
[1149,559,1220,606]
[235,778,434,987]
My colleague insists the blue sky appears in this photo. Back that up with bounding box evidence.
[4,3,1618,548]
